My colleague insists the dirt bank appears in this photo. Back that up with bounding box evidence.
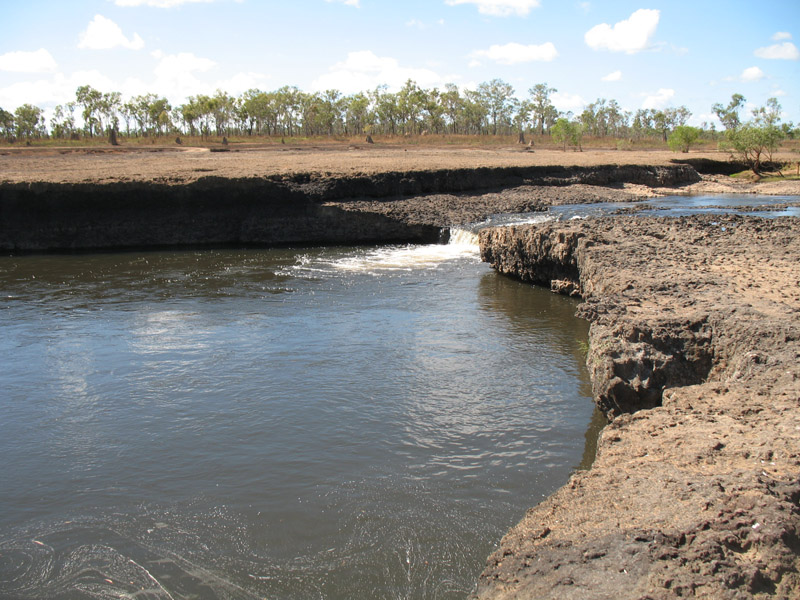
[477,216,800,599]
[0,162,699,251]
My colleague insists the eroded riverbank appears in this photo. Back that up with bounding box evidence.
[0,163,700,252]
[3,150,800,598]
[477,215,800,599]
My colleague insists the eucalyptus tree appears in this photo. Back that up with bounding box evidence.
[728,97,785,169]
[712,93,746,131]
[14,104,45,140]
[75,85,104,137]
[397,79,427,134]
[462,88,489,134]
[653,106,691,141]
[149,96,173,136]
[372,85,399,135]
[513,99,532,142]
[477,79,515,135]
[440,83,463,134]
[529,83,557,135]
[98,91,122,137]
[345,92,371,135]
[273,86,302,136]
[0,107,15,140]
[50,103,77,139]
[631,108,656,139]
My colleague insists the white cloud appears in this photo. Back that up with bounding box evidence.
[151,51,217,100]
[688,112,722,128]
[641,88,674,110]
[740,66,765,82]
[0,70,117,110]
[312,50,444,94]
[551,91,585,113]
[754,42,799,60]
[324,0,360,7]
[114,0,219,7]
[601,70,622,81]
[772,32,792,41]
[444,0,540,17]
[0,48,57,73]
[78,15,145,50]
[470,42,558,65]
[585,8,659,54]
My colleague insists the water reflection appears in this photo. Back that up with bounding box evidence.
[0,244,598,600]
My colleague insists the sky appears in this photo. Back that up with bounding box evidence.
[1,0,799,128]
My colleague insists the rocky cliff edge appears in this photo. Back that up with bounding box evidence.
[477,216,800,599]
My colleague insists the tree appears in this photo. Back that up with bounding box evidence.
[722,99,785,174]
[551,118,583,151]
[725,125,782,173]
[712,93,746,131]
[14,104,45,141]
[75,85,103,137]
[477,79,515,135]
[440,83,463,134]
[667,125,701,153]
[0,107,14,140]
[50,103,76,139]
[529,83,557,136]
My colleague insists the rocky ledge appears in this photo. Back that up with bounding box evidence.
[477,216,800,599]
[0,164,698,251]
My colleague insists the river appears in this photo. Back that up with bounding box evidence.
[0,232,599,599]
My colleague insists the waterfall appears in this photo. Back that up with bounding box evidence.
[447,227,480,248]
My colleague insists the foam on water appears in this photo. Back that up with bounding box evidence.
[288,227,482,275]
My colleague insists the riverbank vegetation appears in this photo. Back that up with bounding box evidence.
[0,81,796,169]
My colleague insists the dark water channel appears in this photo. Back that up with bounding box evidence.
[0,236,598,599]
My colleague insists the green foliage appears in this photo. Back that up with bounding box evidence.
[668,125,701,153]
[0,107,14,140]
[551,118,583,151]
[724,124,784,173]
[712,93,746,131]
[720,97,786,173]
[528,83,557,135]
[2,82,789,151]
[14,104,45,140]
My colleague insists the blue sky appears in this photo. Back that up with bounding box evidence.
[1,0,798,127]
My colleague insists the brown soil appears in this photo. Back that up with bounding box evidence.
[478,216,800,599]
[1,144,799,190]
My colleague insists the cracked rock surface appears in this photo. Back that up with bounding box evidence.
[477,216,800,599]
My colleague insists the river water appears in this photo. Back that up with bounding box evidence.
[0,232,598,599]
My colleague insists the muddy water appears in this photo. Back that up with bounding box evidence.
[0,236,597,599]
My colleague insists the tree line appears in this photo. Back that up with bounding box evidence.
[0,79,795,157]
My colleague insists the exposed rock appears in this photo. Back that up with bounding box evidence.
[0,165,698,251]
[476,216,800,599]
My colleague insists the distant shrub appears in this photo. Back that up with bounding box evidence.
[668,125,701,153]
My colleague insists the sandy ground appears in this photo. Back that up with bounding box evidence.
[1,144,799,189]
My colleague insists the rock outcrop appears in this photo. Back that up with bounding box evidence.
[0,164,699,252]
[477,216,800,599]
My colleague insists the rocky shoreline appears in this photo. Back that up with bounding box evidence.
[476,216,800,599]
[0,164,698,252]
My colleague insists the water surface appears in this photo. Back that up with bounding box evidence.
[0,236,596,599]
